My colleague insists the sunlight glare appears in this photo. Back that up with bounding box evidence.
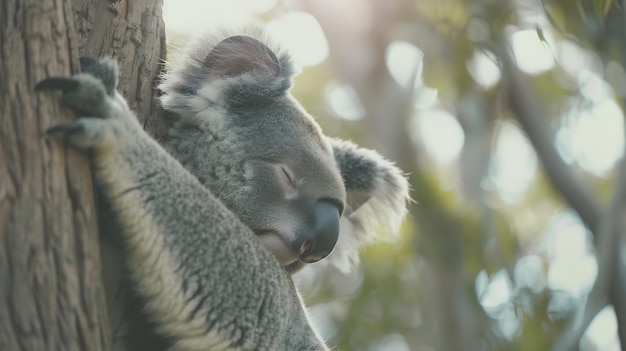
[497,305,522,340]
[547,211,590,260]
[480,269,513,312]
[467,49,501,88]
[558,97,625,177]
[325,82,365,121]
[583,306,621,351]
[386,41,424,88]
[413,86,439,109]
[475,270,489,298]
[579,70,613,103]
[163,0,276,33]
[511,29,555,74]
[575,100,624,176]
[488,122,538,204]
[558,41,602,80]
[548,257,597,296]
[267,12,329,67]
[413,108,465,165]
[545,211,597,296]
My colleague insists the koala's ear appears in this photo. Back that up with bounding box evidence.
[203,36,281,81]
[160,28,296,115]
[325,138,411,272]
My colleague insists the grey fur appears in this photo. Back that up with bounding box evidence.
[38,26,410,351]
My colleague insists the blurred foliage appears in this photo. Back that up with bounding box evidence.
[165,0,626,349]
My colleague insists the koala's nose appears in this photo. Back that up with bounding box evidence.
[295,201,340,263]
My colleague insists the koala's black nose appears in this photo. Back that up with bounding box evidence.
[295,201,340,263]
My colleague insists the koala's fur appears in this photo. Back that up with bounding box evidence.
[37,26,410,351]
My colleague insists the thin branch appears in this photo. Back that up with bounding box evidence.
[501,38,626,350]
[608,0,626,329]
[551,158,626,350]
[501,46,602,232]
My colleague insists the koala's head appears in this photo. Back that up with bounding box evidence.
[160,27,410,273]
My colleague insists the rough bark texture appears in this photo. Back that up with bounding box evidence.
[0,0,108,350]
[73,0,167,139]
[0,0,166,349]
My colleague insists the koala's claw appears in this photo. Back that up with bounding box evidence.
[35,77,80,93]
[45,118,113,150]
[36,71,112,119]
[45,121,91,147]
[37,58,125,150]
[46,121,85,138]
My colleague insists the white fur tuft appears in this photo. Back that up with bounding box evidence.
[327,152,411,273]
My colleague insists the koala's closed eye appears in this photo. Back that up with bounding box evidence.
[276,164,297,192]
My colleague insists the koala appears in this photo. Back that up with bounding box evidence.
[37,27,409,351]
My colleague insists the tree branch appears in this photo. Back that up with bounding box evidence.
[551,157,626,350]
[501,39,626,350]
[502,47,602,232]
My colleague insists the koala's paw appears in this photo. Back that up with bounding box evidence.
[36,58,128,150]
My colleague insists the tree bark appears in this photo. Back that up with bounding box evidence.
[0,0,165,349]
[0,0,108,350]
[72,0,167,138]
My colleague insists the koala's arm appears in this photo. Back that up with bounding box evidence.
[37,58,328,351]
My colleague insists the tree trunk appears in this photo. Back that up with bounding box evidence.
[0,0,165,349]
[0,0,108,349]
[72,0,167,138]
